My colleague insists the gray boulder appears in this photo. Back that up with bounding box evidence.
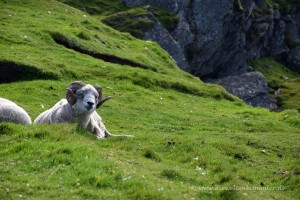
[207,72,271,109]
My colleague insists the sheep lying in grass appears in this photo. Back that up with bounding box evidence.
[0,98,32,124]
[34,81,132,139]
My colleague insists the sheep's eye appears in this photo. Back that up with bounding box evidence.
[76,92,83,97]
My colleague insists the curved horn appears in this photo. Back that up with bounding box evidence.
[93,85,104,108]
[68,81,86,91]
[97,96,112,108]
[66,81,86,105]
[93,85,112,108]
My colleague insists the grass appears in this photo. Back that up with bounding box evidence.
[0,0,300,199]
[102,6,179,37]
[249,57,300,111]
[101,8,155,38]
[57,0,127,16]
[58,0,179,38]
[265,0,300,12]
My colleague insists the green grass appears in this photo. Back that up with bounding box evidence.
[0,0,300,199]
[57,0,127,16]
[102,6,179,38]
[58,0,179,38]
[265,0,300,12]
[101,7,155,38]
[249,57,300,111]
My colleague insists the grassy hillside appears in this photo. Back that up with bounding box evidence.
[0,0,299,199]
[59,0,179,38]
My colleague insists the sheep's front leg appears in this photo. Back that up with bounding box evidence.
[85,118,105,139]
[94,126,106,139]
[95,117,112,137]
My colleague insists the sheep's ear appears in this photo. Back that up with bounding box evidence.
[66,88,76,105]
[94,85,103,107]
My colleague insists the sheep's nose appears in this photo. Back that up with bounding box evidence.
[85,101,95,110]
[87,101,94,106]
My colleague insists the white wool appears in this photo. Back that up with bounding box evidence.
[0,98,32,124]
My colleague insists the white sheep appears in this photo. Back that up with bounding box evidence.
[34,81,132,139]
[0,98,32,124]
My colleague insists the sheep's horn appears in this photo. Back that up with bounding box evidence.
[93,85,103,106]
[67,81,86,92]
[96,96,112,108]
[66,88,76,105]
[66,81,86,105]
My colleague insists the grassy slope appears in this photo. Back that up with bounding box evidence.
[0,0,299,199]
[59,0,179,38]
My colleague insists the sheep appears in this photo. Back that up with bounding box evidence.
[34,81,132,139]
[0,98,32,124]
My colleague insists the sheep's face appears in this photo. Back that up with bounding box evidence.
[66,81,111,115]
[71,85,99,115]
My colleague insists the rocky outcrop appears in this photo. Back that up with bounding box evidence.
[172,14,194,55]
[143,14,190,72]
[207,72,271,109]
[285,12,300,73]
[287,46,300,73]
[121,0,300,109]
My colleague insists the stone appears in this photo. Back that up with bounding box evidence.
[287,46,300,73]
[143,14,190,71]
[268,20,289,56]
[118,0,298,109]
[171,13,194,51]
[286,14,300,45]
[206,72,271,109]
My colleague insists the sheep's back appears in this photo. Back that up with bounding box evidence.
[34,99,74,124]
[0,98,32,124]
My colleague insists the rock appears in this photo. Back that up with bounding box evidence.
[274,170,289,175]
[185,0,237,77]
[286,14,300,45]
[143,14,190,71]
[277,153,283,158]
[270,97,278,111]
[119,0,298,109]
[287,46,300,73]
[274,10,281,20]
[207,72,271,109]
[171,13,194,52]
[268,20,289,56]
[253,0,268,8]
[282,14,292,22]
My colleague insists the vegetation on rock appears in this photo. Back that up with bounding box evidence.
[249,58,300,111]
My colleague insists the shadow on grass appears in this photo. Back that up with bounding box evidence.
[0,60,58,83]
